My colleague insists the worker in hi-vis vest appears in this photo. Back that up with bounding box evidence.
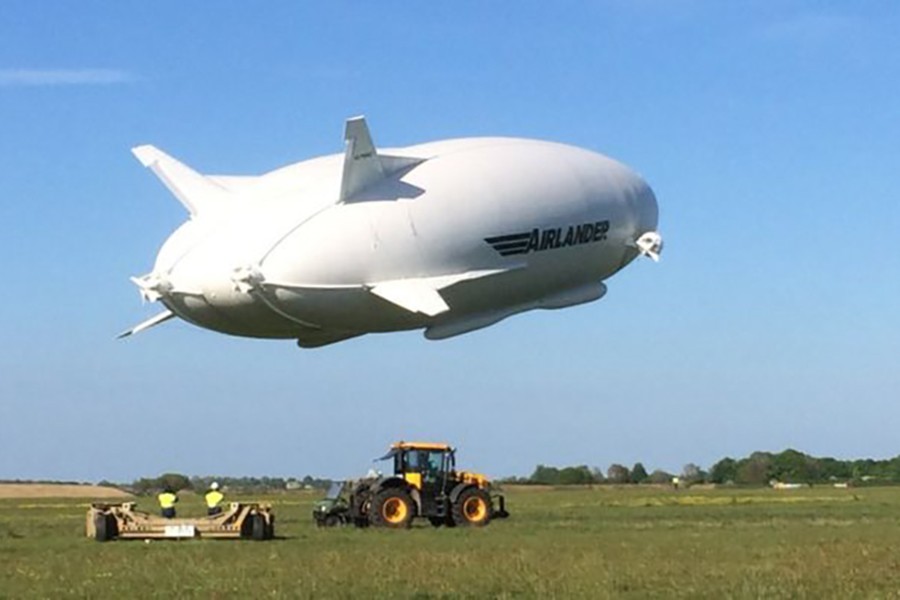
[205,481,224,516]
[157,487,178,518]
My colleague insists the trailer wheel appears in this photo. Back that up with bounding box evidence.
[94,514,116,542]
[94,514,109,542]
[452,488,492,527]
[251,514,268,541]
[370,488,414,529]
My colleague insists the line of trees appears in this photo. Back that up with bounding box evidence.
[507,462,690,486]
[124,474,334,495]
[707,449,900,485]
[96,449,900,493]
[512,449,900,487]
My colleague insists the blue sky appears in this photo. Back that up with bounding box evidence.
[1,1,898,483]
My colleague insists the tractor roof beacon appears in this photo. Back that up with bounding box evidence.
[313,441,509,529]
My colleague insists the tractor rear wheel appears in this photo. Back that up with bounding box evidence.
[452,488,492,527]
[370,488,414,529]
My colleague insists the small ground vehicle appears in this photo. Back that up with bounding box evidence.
[313,442,509,528]
[86,501,275,541]
[313,481,351,527]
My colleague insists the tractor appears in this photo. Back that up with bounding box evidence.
[314,442,508,528]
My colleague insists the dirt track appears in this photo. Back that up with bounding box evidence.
[0,484,132,499]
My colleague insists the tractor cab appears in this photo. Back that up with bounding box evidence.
[378,442,455,494]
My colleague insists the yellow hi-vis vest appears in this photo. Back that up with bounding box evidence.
[158,492,177,509]
[205,490,224,509]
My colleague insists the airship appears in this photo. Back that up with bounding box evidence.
[122,116,662,347]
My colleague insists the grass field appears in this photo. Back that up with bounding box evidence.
[3,485,900,598]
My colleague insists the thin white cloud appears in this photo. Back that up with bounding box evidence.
[0,68,135,87]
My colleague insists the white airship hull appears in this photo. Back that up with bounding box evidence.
[123,118,661,347]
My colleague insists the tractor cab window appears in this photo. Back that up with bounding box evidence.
[397,449,423,473]
[408,451,421,471]
[426,451,444,477]
[422,450,446,482]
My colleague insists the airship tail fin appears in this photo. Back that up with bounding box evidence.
[132,145,230,217]
[339,116,424,202]
[117,309,175,339]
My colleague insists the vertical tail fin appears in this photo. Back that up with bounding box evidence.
[338,116,424,202]
[132,145,231,217]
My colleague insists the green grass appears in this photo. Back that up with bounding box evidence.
[3,486,900,598]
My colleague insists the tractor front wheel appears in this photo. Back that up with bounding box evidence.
[452,488,492,527]
[369,488,414,529]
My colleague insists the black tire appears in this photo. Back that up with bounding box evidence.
[428,517,445,528]
[108,514,119,538]
[350,485,371,527]
[251,514,268,541]
[94,514,112,542]
[266,514,275,539]
[323,514,340,527]
[369,488,414,529]
[452,488,492,527]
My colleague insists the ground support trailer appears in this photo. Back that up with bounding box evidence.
[86,502,275,541]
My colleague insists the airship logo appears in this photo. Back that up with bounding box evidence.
[484,220,610,257]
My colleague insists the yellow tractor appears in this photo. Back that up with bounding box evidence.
[314,441,508,528]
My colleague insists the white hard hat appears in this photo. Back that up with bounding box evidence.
[210,482,219,490]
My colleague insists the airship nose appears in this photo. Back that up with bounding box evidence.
[632,181,663,261]
[637,181,659,234]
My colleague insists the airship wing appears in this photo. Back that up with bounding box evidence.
[370,281,450,317]
[369,268,514,316]
[266,268,514,317]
